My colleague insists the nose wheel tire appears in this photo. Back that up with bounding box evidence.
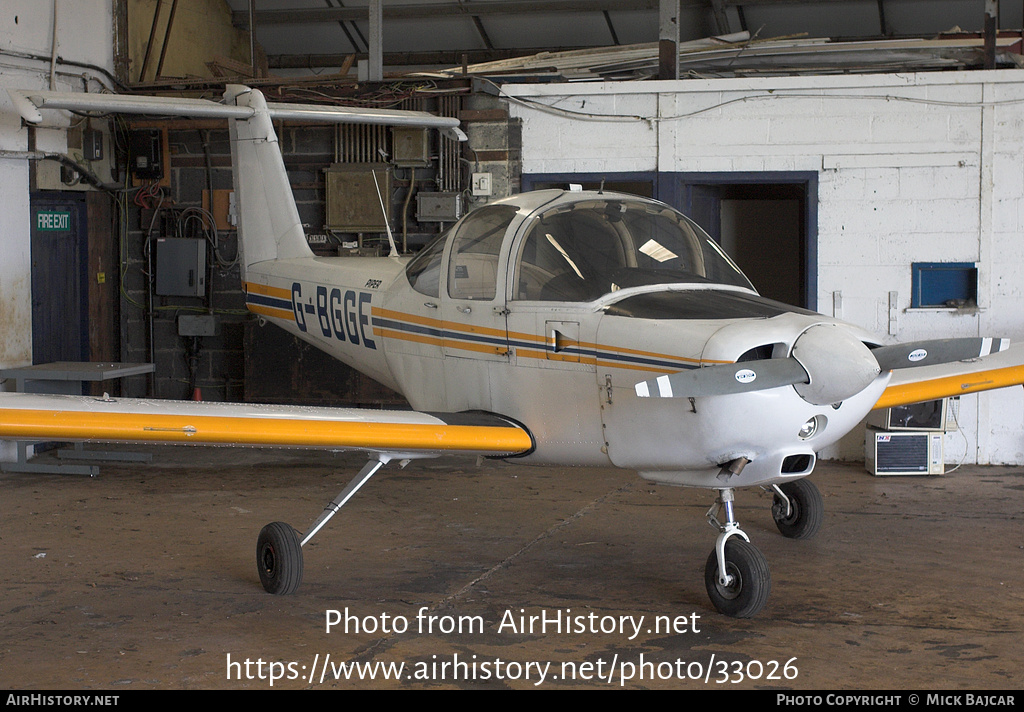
[257,521,304,595]
[771,479,823,540]
[704,538,771,618]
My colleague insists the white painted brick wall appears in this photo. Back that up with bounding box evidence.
[505,71,1024,465]
[0,1,114,462]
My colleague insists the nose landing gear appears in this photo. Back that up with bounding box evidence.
[704,463,771,618]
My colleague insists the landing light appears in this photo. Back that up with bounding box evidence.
[798,416,823,440]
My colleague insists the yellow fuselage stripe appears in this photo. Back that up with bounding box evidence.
[244,281,292,299]
[371,307,728,368]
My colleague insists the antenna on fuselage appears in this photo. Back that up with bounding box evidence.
[371,168,400,258]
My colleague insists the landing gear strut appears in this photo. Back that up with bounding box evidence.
[704,483,771,618]
[256,457,389,595]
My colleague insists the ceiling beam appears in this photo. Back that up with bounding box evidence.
[470,16,495,50]
[234,0,923,27]
[659,0,679,80]
[603,10,622,45]
[268,48,565,70]
[236,1,661,26]
[710,0,731,35]
[367,0,383,80]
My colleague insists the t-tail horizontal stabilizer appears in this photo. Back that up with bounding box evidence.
[6,88,467,139]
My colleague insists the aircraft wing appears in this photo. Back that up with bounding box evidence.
[873,342,1024,410]
[0,392,533,458]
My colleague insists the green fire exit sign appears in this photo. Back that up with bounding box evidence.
[36,211,70,231]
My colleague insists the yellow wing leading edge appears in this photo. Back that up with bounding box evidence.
[873,344,1024,410]
[0,393,534,457]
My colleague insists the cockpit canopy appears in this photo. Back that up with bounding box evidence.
[406,192,754,302]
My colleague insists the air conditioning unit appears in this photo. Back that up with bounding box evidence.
[865,427,944,476]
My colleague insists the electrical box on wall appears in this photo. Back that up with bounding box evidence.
[31,124,113,192]
[156,238,206,297]
[324,163,391,232]
[82,129,103,161]
[202,189,238,230]
[129,129,165,181]
[472,172,493,196]
[391,127,430,167]
[178,314,218,337]
[416,192,462,222]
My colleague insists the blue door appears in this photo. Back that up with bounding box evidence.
[30,193,88,368]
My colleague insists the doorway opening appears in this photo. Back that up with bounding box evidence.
[680,174,817,309]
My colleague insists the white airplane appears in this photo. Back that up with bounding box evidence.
[5,86,1024,618]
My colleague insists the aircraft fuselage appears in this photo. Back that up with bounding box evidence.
[243,191,889,490]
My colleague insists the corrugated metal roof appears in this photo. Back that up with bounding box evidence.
[223,0,1024,76]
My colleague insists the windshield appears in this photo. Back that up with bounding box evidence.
[513,198,753,302]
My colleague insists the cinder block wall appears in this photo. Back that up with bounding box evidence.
[505,72,1024,464]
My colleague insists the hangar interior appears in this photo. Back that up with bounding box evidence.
[2,0,1024,690]
[3,0,1024,464]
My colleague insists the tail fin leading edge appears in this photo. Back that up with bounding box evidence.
[224,85,312,279]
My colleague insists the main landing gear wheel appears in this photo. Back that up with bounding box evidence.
[771,479,823,540]
[255,458,387,595]
[257,521,303,595]
[704,538,771,618]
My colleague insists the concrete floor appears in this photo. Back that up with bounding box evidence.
[1,445,1022,690]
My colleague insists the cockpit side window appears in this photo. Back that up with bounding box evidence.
[447,205,518,301]
[406,233,446,297]
[516,208,630,301]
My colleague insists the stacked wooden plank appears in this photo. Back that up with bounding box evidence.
[425,32,1023,81]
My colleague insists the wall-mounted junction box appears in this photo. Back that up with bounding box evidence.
[416,192,462,222]
[391,127,430,167]
[156,238,206,297]
[324,163,391,232]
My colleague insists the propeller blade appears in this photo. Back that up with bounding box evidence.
[635,358,808,399]
[872,338,1009,371]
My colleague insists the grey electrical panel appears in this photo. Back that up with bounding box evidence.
[156,238,206,297]
[416,192,462,222]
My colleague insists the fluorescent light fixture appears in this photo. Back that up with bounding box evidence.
[639,239,677,263]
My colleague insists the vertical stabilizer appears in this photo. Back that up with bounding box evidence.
[224,85,313,281]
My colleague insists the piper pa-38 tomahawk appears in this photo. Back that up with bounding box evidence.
[5,86,1024,618]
